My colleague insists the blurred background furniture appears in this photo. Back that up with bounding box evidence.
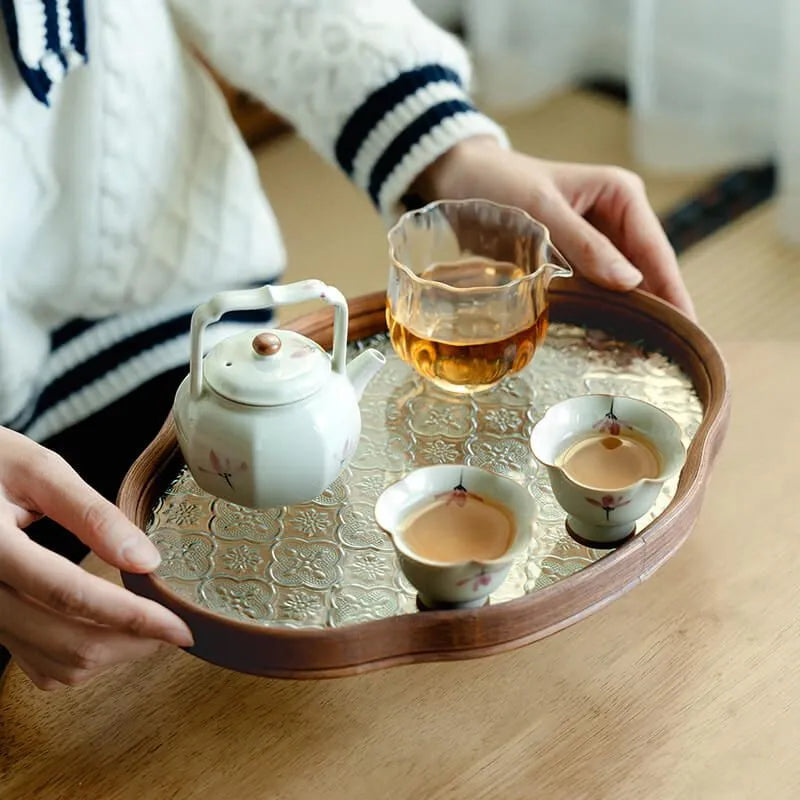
[417,0,799,243]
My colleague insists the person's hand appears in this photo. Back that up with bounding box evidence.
[0,427,193,690]
[415,136,695,319]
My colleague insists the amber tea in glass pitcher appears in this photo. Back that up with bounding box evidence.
[386,199,573,393]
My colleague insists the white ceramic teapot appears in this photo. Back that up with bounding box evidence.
[173,279,385,509]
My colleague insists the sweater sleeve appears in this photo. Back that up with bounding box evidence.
[167,0,508,222]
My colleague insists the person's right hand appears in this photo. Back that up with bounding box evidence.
[414,137,696,319]
[0,427,193,690]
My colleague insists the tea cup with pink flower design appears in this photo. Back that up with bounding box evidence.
[530,394,686,547]
[375,465,536,610]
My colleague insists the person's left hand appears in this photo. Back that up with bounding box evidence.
[414,136,695,319]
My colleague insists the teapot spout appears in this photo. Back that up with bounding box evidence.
[346,349,386,400]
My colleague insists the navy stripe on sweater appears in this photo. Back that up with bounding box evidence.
[42,0,64,67]
[67,0,87,56]
[334,64,463,177]
[367,98,474,206]
[11,277,282,434]
[49,280,277,350]
[24,307,276,428]
[50,317,97,349]
[0,0,52,103]
[1,0,87,104]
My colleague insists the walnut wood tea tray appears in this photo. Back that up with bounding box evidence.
[120,278,730,678]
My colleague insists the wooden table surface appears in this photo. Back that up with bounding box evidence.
[1,340,798,800]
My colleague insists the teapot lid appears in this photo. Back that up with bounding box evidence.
[203,329,331,406]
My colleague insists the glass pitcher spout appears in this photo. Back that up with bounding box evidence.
[542,242,573,282]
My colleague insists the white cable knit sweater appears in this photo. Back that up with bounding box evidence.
[0,0,506,441]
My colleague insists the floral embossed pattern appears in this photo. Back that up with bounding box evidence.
[200,577,273,622]
[219,544,264,574]
[158,497,212,528]
[351,550,391,581]
[279,589,324,622]
[480,407,526,435]
[407,397,472,437]
[352,472,389,500]
[417,438,463,465]
[148,325,703,629]
[528,477,566,524]
[150,530,214,580]
[526,554,597,593]
[349,432,412,471]
[270,539,342,589]
[338,503,393,551]
[311,471,350,506]
[164,471,203,496]
[211,501,282,543]
[330,587,399,627]
[467,437,532,476]
[285,506,337,537]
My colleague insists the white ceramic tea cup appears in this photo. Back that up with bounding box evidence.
[375,465,536,609]
[530,394,686,547]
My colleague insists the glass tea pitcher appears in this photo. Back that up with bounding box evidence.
[386,199,573,393]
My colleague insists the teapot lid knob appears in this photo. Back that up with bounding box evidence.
[252,332,282,357]
[203,328,330,405]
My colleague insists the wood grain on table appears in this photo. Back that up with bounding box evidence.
[1,341,798,799]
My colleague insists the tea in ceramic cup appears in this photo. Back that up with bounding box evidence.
[386,199,572,394]
[530,395,686,547]
[375,465,536,609]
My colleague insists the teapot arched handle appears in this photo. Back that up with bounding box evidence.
[189,279,349,399]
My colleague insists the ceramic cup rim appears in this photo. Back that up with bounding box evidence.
[374,464,536,569]
[530,393,687,493]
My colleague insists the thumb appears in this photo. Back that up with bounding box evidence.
[542,201,643,291]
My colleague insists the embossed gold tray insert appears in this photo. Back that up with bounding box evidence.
[120,279,729,678]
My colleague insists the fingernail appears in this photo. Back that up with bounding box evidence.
[120,539,161,571]
[169,623,194,648]
[609,260,643,289]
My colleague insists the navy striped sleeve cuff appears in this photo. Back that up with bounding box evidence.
[7,279,279,443]
[333,63,508,221]
[1,0,88,105]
